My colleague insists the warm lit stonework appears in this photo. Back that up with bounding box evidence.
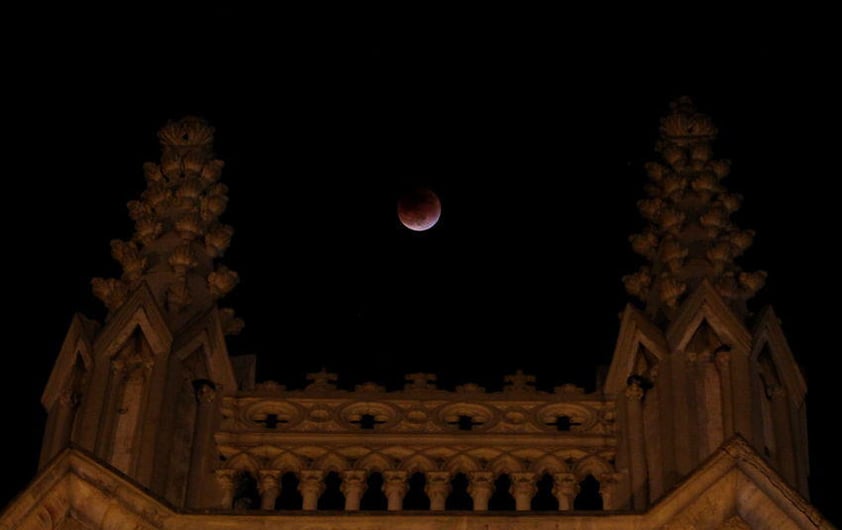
[1,103,833,529]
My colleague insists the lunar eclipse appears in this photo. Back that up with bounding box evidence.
[397,187,441,231]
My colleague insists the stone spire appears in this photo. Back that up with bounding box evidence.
[92,116,243,333]
[623,97,766,321]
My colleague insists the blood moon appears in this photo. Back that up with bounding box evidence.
[397,187,441,231]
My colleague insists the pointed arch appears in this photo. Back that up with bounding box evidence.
[313,452,349,473]
[171,308,237,396]
[270,452,306,474]
[489,454,524,476]
[356,452,393,473]
[400,454,437,474]
[42,314,97,409]
[751,306,807,404]
[666,280,751,354]
[317,471,345,510]
[530,454,565,475]
[225,452,260,474]
[360,472,388,510]
[605,304,668,395]
[94,283,172,360]
[532,472,560,511]
[445,454,481,474]
[573,455,613,482]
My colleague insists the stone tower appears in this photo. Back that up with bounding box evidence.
[2,104,830,529]
[38,117,243,508]
[608,97,810,507]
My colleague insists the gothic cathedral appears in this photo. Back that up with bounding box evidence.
[1,100,832,529]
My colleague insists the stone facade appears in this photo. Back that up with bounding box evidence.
[0,103,834,529]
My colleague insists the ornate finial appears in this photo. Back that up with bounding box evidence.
[503,370,537,393]
[624,98,766,320]
[92,117,241,331]
[305,369,338,391]
[157,116,216,148]
[659,96,717,142]
[404,373,438,391]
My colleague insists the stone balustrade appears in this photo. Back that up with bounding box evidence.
[214,371,619,513]
[221,371,614,437]
[215,466,618,512]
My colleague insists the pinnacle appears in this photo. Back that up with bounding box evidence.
[624,98,766,321]
[92,117,243,333]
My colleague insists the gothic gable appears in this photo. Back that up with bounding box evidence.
[605,304,668,395]
[170,307,237,395]
[646,436,828,529]
[92,282,172,361]
[752,306,807,405]
[666,279,752,355]
[41,314,98,410]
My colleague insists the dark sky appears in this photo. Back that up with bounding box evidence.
[3,7,839,524]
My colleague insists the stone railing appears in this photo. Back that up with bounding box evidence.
[219,370,614,436]
[213,371,618,512]
[214,467,622,512]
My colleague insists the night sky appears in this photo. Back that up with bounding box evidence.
[3,7,839,524]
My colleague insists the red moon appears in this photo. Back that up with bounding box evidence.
[397,187,441,231]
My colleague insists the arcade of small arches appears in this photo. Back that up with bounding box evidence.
[214,451,619,512]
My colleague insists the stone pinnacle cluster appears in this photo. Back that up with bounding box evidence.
[92,116,243,334]
[623,97,767,321]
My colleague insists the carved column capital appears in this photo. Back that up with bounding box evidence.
[714,349,731,371]
[299,470,325,511]
[467,471,495,511]
[110,358,125,375]
[194,380,218,405]
[58,389,80,408]
[382,470,408,511]
[625,381,645,401]
[258,469,282,490]
[257,470,282,510]
[341,470,368,511]
[598,471,622,510]
[425,471,451,511]
[215,469,237,509]
[510,472,537,511]
[552,471,579,510]
[767,383,787,400]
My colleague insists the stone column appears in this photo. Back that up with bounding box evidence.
[599,472,621,510]
[258,470,282,510]
[299,470,325,511]
[425,471,451,511]
[770,385,797,483]
[383,470,408,511]
[49,390,80,460]
[510,472,537,511]
[467,471,494,511]
[187,380,218,508]
[341,470,367,511]
[136,353,170,487]
[552,472,579,511]
[215,469,237,509]
[715,350,734,438]
[625,380,648,510]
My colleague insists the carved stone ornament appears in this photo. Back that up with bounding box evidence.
[625,381,645,401]
[195,381,218,404]
[91,116,241,327]
[404,372,437,391]
[504,370,537,392]
[626,98,766,319]
[305,369,338,391]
